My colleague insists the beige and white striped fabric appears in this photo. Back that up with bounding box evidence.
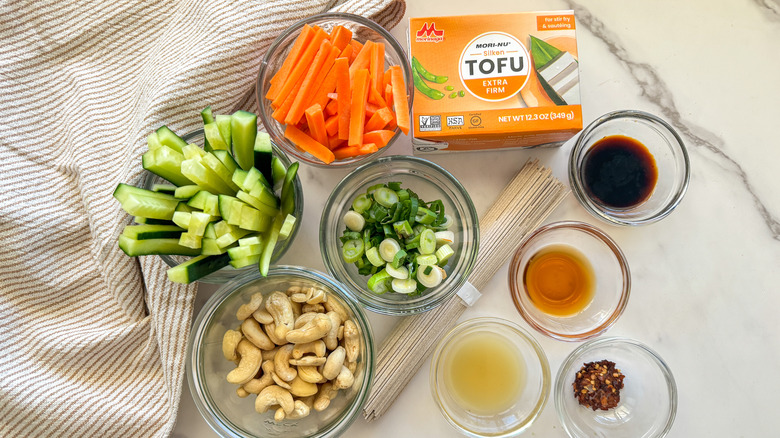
[0,0,404,436]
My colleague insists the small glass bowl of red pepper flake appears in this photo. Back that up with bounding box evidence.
[554,337,678,438]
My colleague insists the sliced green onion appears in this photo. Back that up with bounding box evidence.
[415,207,436,224]
[352,194,373,213]
[366,247,384,267]
[386,264,409,279]
[368,269,392,294]
[396,189,410,202]
[423,265,433,275]
[419,229,436,255]
[342,239,364,264]
[434,230,455,246]
[379,238,401,262]
[416,254,438,265]
[344,211,366,232]
[387,182,402,191]
[417,264,443,288]
[391,278,418,294]
[374,187,399,208]
[391,249,407,269]
[366,183,385,195]
[393,220,413,238]
[436,244,454,264]
[437,214,453,229]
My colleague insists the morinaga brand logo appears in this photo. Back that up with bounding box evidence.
[415,22,444,43]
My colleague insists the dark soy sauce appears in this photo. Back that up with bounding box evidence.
[582,135,658,209]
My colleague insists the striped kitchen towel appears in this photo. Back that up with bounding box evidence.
[0,0,404,436]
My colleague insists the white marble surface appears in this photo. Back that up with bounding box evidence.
[173,0,780,436]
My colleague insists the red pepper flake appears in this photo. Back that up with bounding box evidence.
[572,360,625,410]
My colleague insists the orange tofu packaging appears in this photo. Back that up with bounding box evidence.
[409,11,582,153]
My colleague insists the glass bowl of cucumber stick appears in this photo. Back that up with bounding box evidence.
[319,155,479,315]
[140,127,303,284]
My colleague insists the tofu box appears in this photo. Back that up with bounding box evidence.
[408,11,583,153]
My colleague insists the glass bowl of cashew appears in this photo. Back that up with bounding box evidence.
[187,266,375,437]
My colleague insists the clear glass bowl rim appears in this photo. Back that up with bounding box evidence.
[568,109,691,226]
[255,12,414,168]
[508,220,631,341]
[185,265,375,438]
[554,336,678,438]
[429,317,551,438]
[319,155,480,315]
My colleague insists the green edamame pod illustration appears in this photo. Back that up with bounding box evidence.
[445,85,454,91]
[412,57,448,84]
[448,92,457,99]
[412,67,445,100]
[458,90,465,97]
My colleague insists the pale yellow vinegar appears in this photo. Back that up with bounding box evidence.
[444,331,526,415]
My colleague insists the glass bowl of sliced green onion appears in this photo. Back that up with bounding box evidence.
[319,155,479,315]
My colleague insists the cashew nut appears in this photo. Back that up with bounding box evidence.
[289,376,319,397]
[241,318,275,350]
[276,399,310,421]
[265,291,294,340]
[307,288,328,304]
[290,300,302,320]
[237,292,264,320]
[346,359,357,375]
[261,346,280,362]
[264,323,288,346]
[252,308,274,325]
[286,313,332,344]
[273,344,297,382]
[222,329,243,361]
[314,381,339,412]
[236,387,249,398]
[255,385,294,414]
[289,356,327,367]
[322,346,346,380]
[343,319,360,363]
[290,288,312,303]
[297,366,325,384]
[302,303,325,314]
[243,360,274,394]
[292,340,326,359]
[227,340,262,385]
[323,297,348,322]
[271,372,292,390]
[333,365,355,390]
[294,312,318,329]
[285,285,303,296]
[299,395,315,410]
[323,311,342,350]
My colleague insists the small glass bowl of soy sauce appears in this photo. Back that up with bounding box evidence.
[569,110,690,226]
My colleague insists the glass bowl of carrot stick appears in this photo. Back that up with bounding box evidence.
[256,13,414,167]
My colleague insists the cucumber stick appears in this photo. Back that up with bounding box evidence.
[204,122,229,151]
[216,115,232,152]
[253,131,273,184]
[142,146,193,187]
[259,213,284,277]
[118,235,200,257]
[280,162,299,217]
[156,126,187,154]
[231,110,257,171]
[122,224,183,240]
[201,106,215,151]
[167,253,231,284]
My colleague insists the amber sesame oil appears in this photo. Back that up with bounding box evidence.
[444,331,526,414]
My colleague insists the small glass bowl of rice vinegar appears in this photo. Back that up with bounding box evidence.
[509,221,631,342]
[430,318,550,438]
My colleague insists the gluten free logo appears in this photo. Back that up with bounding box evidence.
[415,22,444,43]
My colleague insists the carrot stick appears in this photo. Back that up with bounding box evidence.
[266,25,313,100]
[329,25,353,51]
[390,65,410,135]
[272,28,328,108]
[370,42,385,94]
[332,145,362,160]
[359,143,378,154]
[285,39,333,125]
[272,73,305,122]
[349,39,363,57]
[284,125,335,164]
[368,85,387,107]
[324,114,339,137]
[349,40,374,80]
[384,83,393,107]
[348,68,370,147]
[339,44,353,61]
[328,135,345,150]
[364,107,394,132]
[303,45,340,110]
[365,102,380,119]
[335,57,351,141]
[304,104,328,146]
[325,98,339,116]
[383,69,392,89]
[363,130,395,147]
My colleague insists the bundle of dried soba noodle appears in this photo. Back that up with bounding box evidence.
[363,159,568,421]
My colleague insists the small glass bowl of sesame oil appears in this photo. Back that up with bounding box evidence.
[509,221,631,341]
